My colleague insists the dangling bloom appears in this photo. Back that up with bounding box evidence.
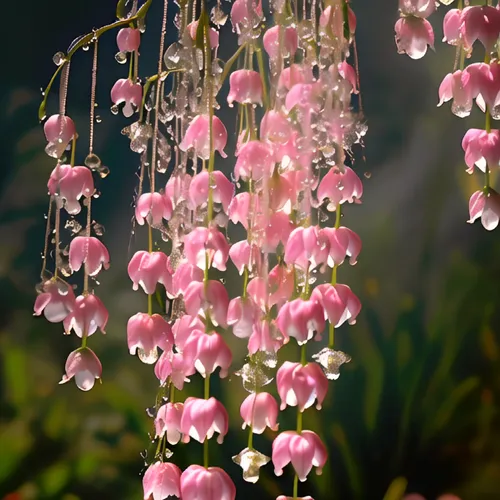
[321,226,362,266]
[43,114,76,158]
[230,0,263,36]
[170,261,204,298]
[69,236,110,276]
[227,296,260,339]
[228,192,255,229]
[183,280,229,327]
[234,140,275,181]
[60,347,102,391]
[187,20,219,49]
[180,397,229,444]
[155,350,196,390]
[438,70,476,118]
[155,402,184,445]
[460,6,500,52]
[142,461,181,500]
[240,392,279,433]
[117,28,141,53]
[228,70,264,107]
[127,313,173,360]
[395,16,434,59]
[184,226,230,271]
[48,164,94,215]
[63,293,108,337]
[111,78,142,117]
[268,264,295,307]
[165,172,192,209]
[312,283,362,328]
[34,279,75,323]
[399,0,435,18]
[188,171,234,213]
[317,166,363,208]
[135,192,172,226]
[171,314,204,350]
[179,115,228,160]
[272,430,328,481]
[248,318,287,354]
[181,465,235,500]
[468,189,500,231]
[128,251,172,295]
[260,110,293,144]
[229,240,261,275]
[462,128,500,173]
[263,26,298,59]
[284,226,330,271]
[183,332,233,378]
[442,9,461,45]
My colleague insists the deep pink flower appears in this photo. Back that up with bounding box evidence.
[317,166,363,208]
[240,392,279,434]
[117,28,141,53]
[60,347,102,391]
[171,260,204,297]
[47,164,94,215]
[142,461,181,500]
[277,361,329,411]
[183,332,232,378]
[69,236,110,276]
[461,6,500,52]
[135,192,172,226]
[395,16,434,59]
[263,26,298,59]
[443,9,461,45]
[171,314,204,350]
[184,226,230,271]
[462,128,500,173]
[234,140,275,181]
[468,189,500,231]
[285,226,330,271]
[128,251,172,295]
[272,430,327,481]
[321,226,362,266]
[183,280,229,327]
[63,293,108,337]
[228,69,263,106]
[188,171,234,213]
[181,465,235,500]
[155,350,196,390]
[229,240,261,275]
[34,279,75,323]
[399,0,435,18]
[155,402,184,445]
[127,313,173,360]
[230,0,263,35]
[179,115,227,160]
[312,283,361,328]
[43,114,76,158]
[180,397,229,444]
[111,78,142,117]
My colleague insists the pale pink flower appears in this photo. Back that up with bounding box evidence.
[171,314,204,351]
[170,260,204,297]
[319,5,356,38]
[180,397,229,444]
[321,226,362,266]
[268,264,295,307]
[312,283,361,328]
[47,164,94,215]
[117,28,141,53]
[337,61,359,95]
[229,240,261,275]
[60,347,102,391]
[63,293,108,337]
[468,189,500,231]
[240,392,279,433]
[183,332,232,378]
[43,114,76,158]
[34,279,75,323]
[285,82,323,114]
[183,280,229,327]
[187,20,219,49]
[128,251,172,295]
[284,226,330,271]
[438,69,476,118]
[230,0,263,35]
[260,110,293,144]
[272,430,327,481]
[135,192,172,226]
[317,166,363,208]
[228,69,263,106]
[228,192,255,229]
[461,6,500,52]
[256,211,294,252]
[399,0,435,18]
[165,172,192,209]
[227,296,260,338]
[184,226,230,271]
[155,402,184,445]
[155,350,196,390]
[181,465,235,500]
[248,319,286,353]
[127,313,173,359]
[234,140,275,181]
[278,64,314,91]
[246,277,268,311]
[69,236,110,276]
[277,361,328,411]
[179,114,227,160]
[395,16,434,59]
[462,128,500,173]
[111,78,142,117]
[188,171,234,213]
[443,9,462,45]
[142,461,181,500]
[263,25,298,59]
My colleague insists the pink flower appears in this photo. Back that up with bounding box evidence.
[319,5,356,38]
[263,26,298,59]
[43,114,76,158]
[180,397,229,444]
[272,430,327,481]
[165,172,191,209]
[127,313,173,360]
[395,16,434,59]
[183,332,232,378]
[184,280,229,327]
[338,61,359,95]
[285,226,330,271]
[229,240,261,275]
[461,6,500,52]
[171,261,204,297]
[128,251,172,295]
[228,69,263,106]
[181,465,235,500]
[399,0,435,18]
[187,20,219,49]
[317,166,363,208]
[231,0,263,35]
[234,140,275,181]
[248,319,286,354]
[438,70,475,118]
[142,461,181,500]
[171,314,204,350]
[60,347,102,391]
[184,226,230,271]
[179,115,227,160]
[155,402,184,445]
[117,28,141,53]
[188,171,234,213]
[47,164,94,215]
[276,298,326,345]
[111,78,142,117]
[240,392,279,434]
[443,9,462,45]
[278,64,314,91]
[228,192,255,229]
[277,497,314,500]
[462,128,500,173]
[257,211,294,252]
[135,192,172,226]
[312,283,361,328]
[321,226,362,266]
[268,264,295,307]
[276,361,328,411]
[63,293,108,337]
[34,279,75,323]
[69,236,110,276]
[227,296,260,338]
[468,189,500,231]
[155,350,196,390]
[260,110,293,144]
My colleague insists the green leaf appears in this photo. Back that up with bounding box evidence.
[195,9,209,51]
[383,477,408,500]
[116,0,127,20]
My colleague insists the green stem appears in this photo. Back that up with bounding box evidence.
[70,136,77,167]
[247,425,253,449]
[300,344,307,365]
[293,408,304,498]
[203,374,210,467]
[329,204,342,348]
[220,43,248,87]
[255,46,269,109]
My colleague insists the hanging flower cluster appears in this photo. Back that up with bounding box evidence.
[36,0,366,498]
[395,0,500,230]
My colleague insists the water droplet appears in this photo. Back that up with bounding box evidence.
[85,153,102,170]
[82,43,90,52]
[95,115,102,123]
[93,223,105,236]
[138,347,159,364]
[115,51,127,64]
[98,166,110,179]
[364,172,371,179]
[53,52,66,66]
[110,104,119,115]
[232,448,270,483]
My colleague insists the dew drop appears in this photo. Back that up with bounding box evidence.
[85,153,102,170]
[52,51,66,66]
[115,51,127,64]
[364,172,372,179]
[82,43,90,52]
[110,104,119,115]
[138,347,159,364]
[95,115,102,123]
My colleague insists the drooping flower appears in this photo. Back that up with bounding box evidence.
[60,347,102,391]
[183,332,233,378]
[69,236,110,276]
[111,78,142,117]
[128,251,172,295]
[395,16,434,59]
[180,397,229,444]
[155,402,184,445]
[468,189,500,231]
[142,461,181,500]
[34,279,75,323]
[43,114,76,158]
[117,27,141,53]
[227,69,264,107]
[127,313,173,361]
[240,392,279,433]
[183,280,229,327]
[263,26,298,59]
[184,226,230,271]
[135,192,172,226]
[462,128,500,173]
[312,283,362,328]
[180,465,235,500]
[63,293,108,337]
[179,114,228,159]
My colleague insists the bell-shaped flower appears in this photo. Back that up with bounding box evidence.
[229,240,261,275]
[228,69,263,107]
[268,264,295,307]
[461,6,500,52]
[142,461,181,500]
[337,61,359,95]
[155,350,196,390]
[276,361,329,411]
[117,27,141,53]
[184,226,230,271]
[312,283,361,328]
[128,251,172,295]
[230,0,263,35]
[263,25,298,59]
[155,402,184,445]
[34,279,75,323]
[171,260,204,297]
[248,320,286,354]
[127,313,173,361]
[63,293,108,337]
[179,114,227,160]
[165,172,191,209]
[399,0,435,18]
[278,64,314,91]
[284,226,330,271]
[183,332,232,378]
[180,397,229,444]
[260,111,293,145]
[48,164,94,215]
[319,5,357,38]
[187,20,219,49]
[462,128,500,173]
[188,171,234,213]
[443,9,461,45]
[228,192,255,229]
[171,314,204,350]
[255,211,294,252]
[234,140,275,181]
[111,78,142,117]
[43,114,76,159]
[60,347,102,391]
[184,280,229,327]
[135,192,172,226]
[468,188,500,231]
[395,16,434,59]
[317,166,363,208]
[321,226,362,266]
[69,236,110,276]
[438,69,477,118]
[272,430,327,481]
[240,392,279,434]
[181,465,235,500]
[276,298,325,345]
[227,296,260,339]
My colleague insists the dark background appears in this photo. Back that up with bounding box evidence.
[1,1,500,499]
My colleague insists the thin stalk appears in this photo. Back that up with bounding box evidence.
[328,204,342,347]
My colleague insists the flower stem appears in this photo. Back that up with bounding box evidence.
[204,374,211,467]
[329,204,342,347]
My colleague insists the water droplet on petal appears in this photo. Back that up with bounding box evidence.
[138,347,159,364]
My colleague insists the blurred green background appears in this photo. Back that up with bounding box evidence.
[1,1,500,499]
